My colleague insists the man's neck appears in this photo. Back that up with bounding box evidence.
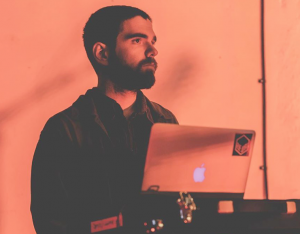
[97,79,137,110]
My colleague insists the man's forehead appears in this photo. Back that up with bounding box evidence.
[119,16,156,38]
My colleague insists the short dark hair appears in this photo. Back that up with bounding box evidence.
[83,5,151,73]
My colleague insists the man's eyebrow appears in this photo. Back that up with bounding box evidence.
[124,33,157,42]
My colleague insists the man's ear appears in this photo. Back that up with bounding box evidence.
[93,42,109,66]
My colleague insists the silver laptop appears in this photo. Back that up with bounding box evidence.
[141,123,255,198]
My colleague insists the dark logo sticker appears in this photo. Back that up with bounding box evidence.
[232,134,253,156]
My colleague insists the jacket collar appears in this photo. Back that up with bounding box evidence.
[71,87,169,125]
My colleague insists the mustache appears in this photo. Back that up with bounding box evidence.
[138,58,158,70]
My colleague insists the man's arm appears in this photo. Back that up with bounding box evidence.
[31,118,68,234]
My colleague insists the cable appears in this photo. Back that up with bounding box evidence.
[260,0,269,200]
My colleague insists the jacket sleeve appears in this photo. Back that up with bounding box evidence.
[31,118,69,234]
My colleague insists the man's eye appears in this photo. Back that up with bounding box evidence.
[132,38,141,44]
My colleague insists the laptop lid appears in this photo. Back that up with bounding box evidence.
[141,123,255,199]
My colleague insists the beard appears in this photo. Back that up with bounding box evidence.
[106,54,157,92]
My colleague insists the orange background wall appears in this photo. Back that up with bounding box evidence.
[265,0,300,200]
[1,0,299,233]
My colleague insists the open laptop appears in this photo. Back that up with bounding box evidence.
[141,123,255,199]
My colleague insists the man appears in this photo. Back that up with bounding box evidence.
[31,5,178,234]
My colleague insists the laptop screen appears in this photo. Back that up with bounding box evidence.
[141,124,255,199]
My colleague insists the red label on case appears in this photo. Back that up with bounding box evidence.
[91,213,123,233]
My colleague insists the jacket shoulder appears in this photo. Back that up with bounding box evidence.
[41,94,91,144]
[148,100,179,124]
[40,107,75,144]
[45,91,95,126]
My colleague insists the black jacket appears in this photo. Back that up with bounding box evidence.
[31,88,178,234]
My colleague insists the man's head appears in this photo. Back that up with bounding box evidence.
[83,6,158,91]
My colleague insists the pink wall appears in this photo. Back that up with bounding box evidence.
[265,0,300,199]
[1,0,298,233]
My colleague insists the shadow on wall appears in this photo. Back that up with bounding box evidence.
[0,55,91,197]
[155,51,200,106]
[0,27,93,223]
[0,23,93,124]
[0,64,90,124]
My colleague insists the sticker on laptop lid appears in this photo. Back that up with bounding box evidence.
[232,133,253,156]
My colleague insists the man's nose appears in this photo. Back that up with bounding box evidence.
[145,43,158,58]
